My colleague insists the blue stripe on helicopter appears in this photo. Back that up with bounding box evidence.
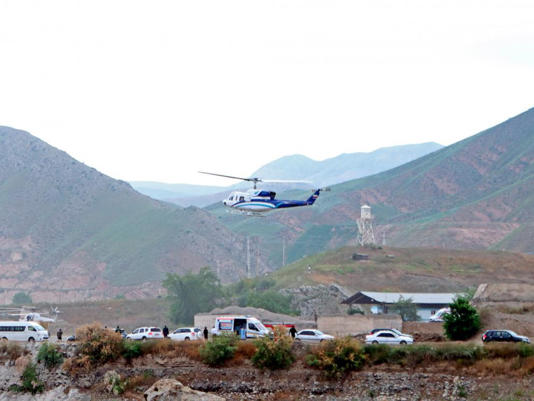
[234,202,277,209]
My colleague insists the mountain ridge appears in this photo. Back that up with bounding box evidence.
[0,126,261,303]
[131,142,443,206]
[210,107,534,264]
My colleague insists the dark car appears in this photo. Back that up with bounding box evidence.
[482,330,530,343]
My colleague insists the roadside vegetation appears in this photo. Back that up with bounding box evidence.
[163,269,297,326]
[443,296,481,340]
[61,322,534,380]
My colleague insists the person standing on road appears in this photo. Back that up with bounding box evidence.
[203,326,209,340]
[289,326,297,339]
[57,328,63,341]
[163,325,169,338]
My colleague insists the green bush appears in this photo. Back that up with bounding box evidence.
[121,341,142,362]
[252,327,294,370]
[10,363,44,395]
[37,342,63,369]
[199,334,238,367]
[443,296,481,340]
[306,337,365,378]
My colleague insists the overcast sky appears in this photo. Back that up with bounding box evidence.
[1,1,533,186]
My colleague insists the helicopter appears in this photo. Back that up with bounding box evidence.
[199,171,329,215]
[0,306,61,323]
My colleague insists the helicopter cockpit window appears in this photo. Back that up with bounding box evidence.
[239,196,245,202]
[229,196,233,201]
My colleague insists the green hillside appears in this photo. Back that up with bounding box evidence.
[269,246,534,293]
[0,127,254,302]
[211,108,534,264]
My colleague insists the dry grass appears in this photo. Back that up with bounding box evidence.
[125,371,158,391]
[496,304,534,314]
[139,339,202,360]
[0,342,27,361]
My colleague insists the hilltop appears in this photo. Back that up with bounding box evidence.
[269,246,534,293]
[0,127,260,303]
[211,107,534,264]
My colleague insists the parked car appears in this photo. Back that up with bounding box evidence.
[429,307,450,322]
[482,330,530,344]
[369,328,412,338]
[366,330,413,345]
[169,327,202,341]
[295,329,334,343]
[126,327,164,341]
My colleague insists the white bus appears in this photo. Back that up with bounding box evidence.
[0,321,49,342]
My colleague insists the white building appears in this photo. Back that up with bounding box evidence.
[342,291,459,321]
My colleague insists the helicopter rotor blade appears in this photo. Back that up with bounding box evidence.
[198,171,261,183]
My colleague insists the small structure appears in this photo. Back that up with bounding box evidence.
[341,291,458,321]
[356,205,376,246]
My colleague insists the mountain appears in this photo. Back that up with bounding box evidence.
[210,108,534,265]
[0,127,264,303]
[130,142,443,206]
[129,182,225,203]
[249,142,443,188]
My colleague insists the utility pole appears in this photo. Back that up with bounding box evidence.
[256,237,260,277]
[282,238,286,267]
[246,236,250,278]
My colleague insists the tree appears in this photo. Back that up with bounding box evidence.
[12,292,32,305]
[389,296,419,321]
[443,296,481,340]
[163,267,222,324]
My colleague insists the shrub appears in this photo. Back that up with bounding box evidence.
[252,327,294,370]
[199,334,238,367]
[443,297,480,340]
[104,370,127,395]
[121,340,142,362]
[0,342,25,361]
[363,344,392,365]
[10,363,44,395]
[306,337,365,378]
[37,342,63,369]
[75,323,123,366]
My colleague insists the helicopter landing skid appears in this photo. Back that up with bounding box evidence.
[226,209,265,217]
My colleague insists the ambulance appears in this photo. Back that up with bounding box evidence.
[211,316,270,338]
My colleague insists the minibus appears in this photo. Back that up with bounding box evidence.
[0,321,49,342]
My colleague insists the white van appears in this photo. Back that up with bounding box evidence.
[429,307,450,322]
[211,316,270,338]
[0,321,49,342]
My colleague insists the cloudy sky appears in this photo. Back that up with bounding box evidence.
[1,0,533,185]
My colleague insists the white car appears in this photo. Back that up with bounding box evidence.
[429,307,450,322]
[295,329,334,343]
[366,330,413,345]
[126,327,164,341]
[169,327,202,341]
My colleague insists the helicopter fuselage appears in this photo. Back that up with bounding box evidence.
[223,189,321,213]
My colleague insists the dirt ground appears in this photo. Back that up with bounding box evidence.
[73,357,534,401]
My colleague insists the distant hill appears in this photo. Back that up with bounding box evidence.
[130,142,443,206]
[0,127,263,303]
[210,108,534,264]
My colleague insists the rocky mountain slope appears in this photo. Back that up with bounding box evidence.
[131,142,442,206]
[0,127,263,303]
[212,107,534,264]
